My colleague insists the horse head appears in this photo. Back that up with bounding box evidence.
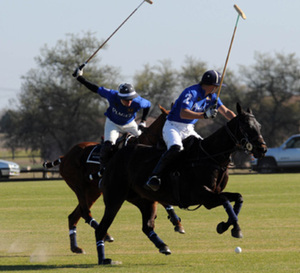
[227,103,267,159]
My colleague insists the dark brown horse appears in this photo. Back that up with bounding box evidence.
[43,105,185,254]
[94,103,267,264]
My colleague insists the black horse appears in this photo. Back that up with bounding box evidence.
[94,103,267,264]
[43,105,184,255]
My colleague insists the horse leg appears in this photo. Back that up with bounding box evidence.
[216,192,243,238]
[214,192,243,238]
[83,190,115,243]
[202,190,243,238]
[68,190,114,254]
[163,204,185,234]
[95,200,125,265]
[133,199,171,255]
[68,205,86,254]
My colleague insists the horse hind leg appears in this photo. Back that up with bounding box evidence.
[68,205,86,254]
[163,205,185,234]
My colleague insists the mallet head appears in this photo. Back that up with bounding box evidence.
[145,0,153,4]
[234,4,246,20]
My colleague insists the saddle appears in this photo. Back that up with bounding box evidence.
[86,133,136,165]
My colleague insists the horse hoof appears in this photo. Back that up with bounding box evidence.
[159,245,171,255]
[104,234,114,243]
[216,221,230,234]
[174,225,185,234]
[71,246,86,254]
[99,258,113,265]
[231,227,243,238]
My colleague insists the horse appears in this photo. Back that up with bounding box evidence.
[93,103,267,264]
[43,105,185,254]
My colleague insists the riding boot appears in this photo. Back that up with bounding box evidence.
[145,145,181,191]
[89,141,113,181]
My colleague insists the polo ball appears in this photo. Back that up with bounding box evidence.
[235,246,242,253]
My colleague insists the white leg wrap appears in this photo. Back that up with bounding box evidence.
[89,218,97,227]
[69,229,76,235]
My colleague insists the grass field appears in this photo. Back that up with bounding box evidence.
[0,174,299,273]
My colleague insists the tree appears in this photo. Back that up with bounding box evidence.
[133,60,179,116]
[240,52,300,146]
[1,32,121,159]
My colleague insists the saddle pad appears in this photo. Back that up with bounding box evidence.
[86,145,101,164]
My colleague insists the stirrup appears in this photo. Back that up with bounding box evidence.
[144,176,161,191]
[88,171,102,181]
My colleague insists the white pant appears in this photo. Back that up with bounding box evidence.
[104,118,141,144]
[163,120,202,150]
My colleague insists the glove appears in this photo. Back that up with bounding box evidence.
[204,107,218,119]
[72,64,85,78]
[138,121,147,131]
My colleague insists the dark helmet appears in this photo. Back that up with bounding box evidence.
[117,83,138,100]
[200,70,226,87]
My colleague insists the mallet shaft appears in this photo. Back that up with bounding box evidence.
[216,4,246,101]
[84,0,152,66]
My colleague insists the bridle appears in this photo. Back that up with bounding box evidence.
[197,113,265,166]
[225,113,265,154]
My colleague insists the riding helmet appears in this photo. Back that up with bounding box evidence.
[118,83,138,100]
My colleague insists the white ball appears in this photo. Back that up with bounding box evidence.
[235,246,242,253]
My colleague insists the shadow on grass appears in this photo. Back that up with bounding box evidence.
[0,264,97,271]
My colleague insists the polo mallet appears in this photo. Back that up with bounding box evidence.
[73,0,153,75]
[215,4,246,102]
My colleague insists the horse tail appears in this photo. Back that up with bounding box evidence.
[43,157,63,169]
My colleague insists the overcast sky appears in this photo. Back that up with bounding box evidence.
[1,0,299,110]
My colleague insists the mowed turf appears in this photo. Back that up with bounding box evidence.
[0,173,299,273]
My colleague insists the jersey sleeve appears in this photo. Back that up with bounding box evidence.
[97,87,115,100]
[139,97,151,109]
[216,97,224,108]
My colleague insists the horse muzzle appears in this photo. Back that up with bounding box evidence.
[252,142,267,159]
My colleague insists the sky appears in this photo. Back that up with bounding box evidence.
[1,0,299,110]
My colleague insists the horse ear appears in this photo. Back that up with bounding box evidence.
[159,104,170,115]
[236,102,242,115]
[247,107,253,114]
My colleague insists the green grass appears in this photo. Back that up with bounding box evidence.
[0,174,299,272]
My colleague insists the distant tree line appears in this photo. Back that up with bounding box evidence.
[0,32,299,161]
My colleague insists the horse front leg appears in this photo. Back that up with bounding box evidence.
[68,194,114,254]
[95,200,125,265]
[163,204,185,234]
[133,199,171,255]
[202,190,243,238]
[216,192,243,238]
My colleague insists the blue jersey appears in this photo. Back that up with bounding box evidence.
[167,84,223,124]
[97,87,151,125]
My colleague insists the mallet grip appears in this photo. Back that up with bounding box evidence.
[72,63,86,77]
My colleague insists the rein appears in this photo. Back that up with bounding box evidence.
[197,140,235,166]
[194,114,256,167]
[182,204,202,211]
